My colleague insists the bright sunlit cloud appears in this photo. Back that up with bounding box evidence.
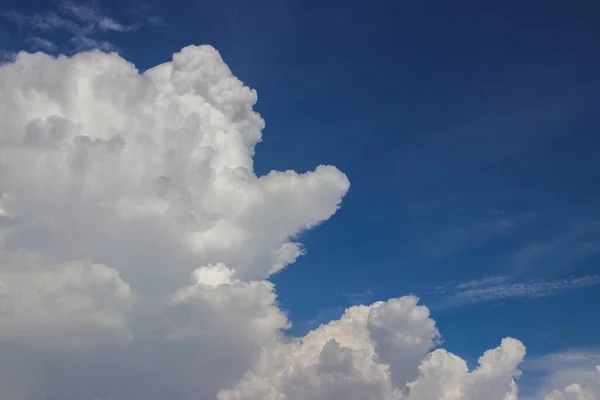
[0,43,596,400]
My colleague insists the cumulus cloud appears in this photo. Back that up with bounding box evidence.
[219,299,525,400]
[524,351,600,400]
[0,252,134,347]
[0,44,590,400]
[543,366,600,400]
[0,49,17,64]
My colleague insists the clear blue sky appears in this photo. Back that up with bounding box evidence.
[2,0,599,396]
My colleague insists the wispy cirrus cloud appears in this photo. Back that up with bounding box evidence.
[0,9,81,34]
[69,35,119,52]
[525,350,600,372]
[419,217,517,260]
[25,37,58,52]
[1,2,152,35]
[58,2,137,33]
[342,287,375,305]
[1,1,161,54]
[432,274,600,309]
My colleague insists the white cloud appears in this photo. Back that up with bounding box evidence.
[1,2,161,54]
[58,1,137,32]
[526,351,600,372]
[69,35,119,52]
[219,299,525,400]
[0,43,593,400]
[0,251,134,347]
[1,3,143,35]
[0,9,81,34]
[543,367,600,400]
[543,366,600,400]
[523,351,600,400]
[25,37,58,52]
[0,49,17,64]
[434,275,600,308]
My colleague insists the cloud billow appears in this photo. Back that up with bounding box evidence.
[0,45,596,400]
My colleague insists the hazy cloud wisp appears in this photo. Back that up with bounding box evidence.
[1,2,160,54]
[433,275,600,309]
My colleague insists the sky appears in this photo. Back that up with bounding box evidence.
[0,0,599,399]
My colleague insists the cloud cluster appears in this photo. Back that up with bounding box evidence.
[0,45,595,399]
[1,1,160,53]
[219,297,525,400]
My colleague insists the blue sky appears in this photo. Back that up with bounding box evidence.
[2,0,600,397]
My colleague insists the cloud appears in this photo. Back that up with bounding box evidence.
[0,49,16,64]
[526,351,600,372]
[510,222,600,275]
[69,35,119,52]
[219,298,525,400]
[1,3,142,34]
[1,2,161,53]
[434,274,600,309]
[58,1,137,32]
[523,351,600,400]
[543,366,600,400]
[420,218,516,260]
[0,44,590,399]
[0,9,81,34]
[25,37,58,52]
[0,252,134,347]
[452,276,511,290]
[343,287,376,305]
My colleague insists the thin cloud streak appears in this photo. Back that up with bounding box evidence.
[433,274,600,309]
[0,9,82,34]
[58,1,136,32]
[70,35,119,52]
[525,350,600,372]
[1,1,161,54]
[25,37,58,52]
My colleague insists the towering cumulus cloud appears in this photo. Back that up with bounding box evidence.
[0,45,579,399]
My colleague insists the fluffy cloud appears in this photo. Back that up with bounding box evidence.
[525,352,600,400]
[0,252,133,347]
[544,366,600,400]
[0,44,592,399]
[219,299,525,400]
